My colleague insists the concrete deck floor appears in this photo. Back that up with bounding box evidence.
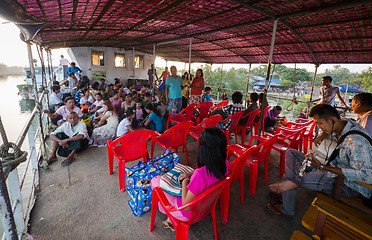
[29,134,316,240]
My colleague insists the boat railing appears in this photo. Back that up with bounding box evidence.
[1,66,63,239]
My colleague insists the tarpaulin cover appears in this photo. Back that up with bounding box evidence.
[1,0,372,64]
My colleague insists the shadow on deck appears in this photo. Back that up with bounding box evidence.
[29,133,316,240]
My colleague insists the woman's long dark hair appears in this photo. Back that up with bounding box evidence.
[197,127,227,179]
[145,103,161,117]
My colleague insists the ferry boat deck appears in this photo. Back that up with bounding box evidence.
[29,134,317,239]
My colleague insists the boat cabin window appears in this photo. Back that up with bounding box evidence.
[92,51,105,66]
[115,53,125,68]
[134,55,144,69]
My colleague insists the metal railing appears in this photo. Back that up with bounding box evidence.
[1,65,63,240]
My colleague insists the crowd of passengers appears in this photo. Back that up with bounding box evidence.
[45,61,372,229]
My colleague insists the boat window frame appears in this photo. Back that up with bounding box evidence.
[114,53,125,68]
[134,55,144,69]
[91,50,105,66]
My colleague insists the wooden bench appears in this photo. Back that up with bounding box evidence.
[300,177,372,240]
[289,230,312,240]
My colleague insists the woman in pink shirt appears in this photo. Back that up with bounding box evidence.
[151,126,229,231]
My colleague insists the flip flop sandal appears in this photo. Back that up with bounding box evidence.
[269,191,283,203]
[162,221,175,232]
[61,158,75,166]
[266,203,287,216]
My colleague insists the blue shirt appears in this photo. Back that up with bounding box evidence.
[148,112,164,132]
[165,76,182,99]
[202,94,212,102]
[158,81,166,93]
[66,66,82,76]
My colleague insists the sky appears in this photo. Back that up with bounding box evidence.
[1,18,371,74]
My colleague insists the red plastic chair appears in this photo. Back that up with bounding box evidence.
[264,127,306,176]
[284,120,315,153]
[188,115,222,147]
[107,130,156,192]
[149,177,230,240]
[192,101,213,125]
[236,109,261,144]
[218,111,245,144]
[227,135,277,196]
[167,103,196,129]
[209,100,229,112]
[253,106,271,136]
[156,121,194,165]
[220,145,257,224]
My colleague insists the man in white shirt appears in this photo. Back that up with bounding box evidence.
[312,76,350,110]
[59,55,70,78]
[47,112,89,166]
[50,86,63,106]
[352,92,372,136]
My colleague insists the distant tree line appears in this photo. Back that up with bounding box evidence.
[0,63,24,77]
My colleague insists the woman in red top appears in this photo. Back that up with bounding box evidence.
[189,69,205,105]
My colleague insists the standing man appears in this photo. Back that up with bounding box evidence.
[352,92,372,136]
[60,55,70,78]
[165,66,182,114]
[147,64,157,90]
[312,76,350,110]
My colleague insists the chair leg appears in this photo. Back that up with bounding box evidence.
[184,143,189,166]
[280,151,286,176]
[234,129,238,144]
[118,161,126,192]
[107,143,114,175]
[220,184,230,224]
[264,157,269,184]
[149,192,159,232]
[241,127,246,144]
[239,172,244,203]
[211,207,219,240]
[249,162,258,196]
[175,223,189,240]
[304,135,308,153]
[224,131,229,144]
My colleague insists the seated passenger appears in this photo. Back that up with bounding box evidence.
[89,93,103,114]
[47,112,89,166]
[202,86,212,102]
[352,92,372,136]
[213,91,245,130]
[50,85,63,106]
[264,105,286,132]
[299,107,308,119]
[79,89,94,106]
[43,97,83,124]
[143,92,152,106]
[142,103,164,133]
[90,101,119,146]
[98,78,107,91]
[90,82,100,96]
[110,90,123,114]
[239,92,259,125]
[131,98,148,128]
[116,108,136,138]
[151,127,229,230]
[121,94,135,112]
[267,104,372,216]
[134,80,143,92]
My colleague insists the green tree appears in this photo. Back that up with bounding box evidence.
[354,67,372,91]
[323,65,354,85]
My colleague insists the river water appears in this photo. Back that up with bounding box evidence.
[0,75,35,236]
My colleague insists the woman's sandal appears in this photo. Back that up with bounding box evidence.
[162,221,175,232]
[61,158,75,167]
[266,203,287,216]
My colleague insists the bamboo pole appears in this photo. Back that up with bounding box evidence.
[245,63,252,107]
[308,64,319,117]
[187,38,192,102]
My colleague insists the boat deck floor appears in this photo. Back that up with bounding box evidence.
[29,133,316,239]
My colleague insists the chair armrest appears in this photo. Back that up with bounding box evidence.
[153,187,178,212]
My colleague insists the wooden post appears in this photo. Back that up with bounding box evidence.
[308,64,319,117]
[187,38,192,102]
[245,63,252,107]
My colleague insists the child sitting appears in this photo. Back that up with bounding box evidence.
[202,86,212,102]
[132,98,147,128]
[142,103,164,133]
[264,105,286,133]
[151,127,229,230]
[116,108,135,138]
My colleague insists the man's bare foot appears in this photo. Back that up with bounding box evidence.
[269,180,298,193]
[47,155,57,164]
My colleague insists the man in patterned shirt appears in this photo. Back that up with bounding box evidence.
[267,104,372,216]
[214,91,245,130]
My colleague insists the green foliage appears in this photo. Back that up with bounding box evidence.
[354,67,372,92]
[0,63,24,77]
[322,65,355,85]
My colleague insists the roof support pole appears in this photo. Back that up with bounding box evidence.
[39,46,50,109]
[153,44,156,56]
[26,42,47,156]
[132,47,135,82]
[258,19,278,137]
[307,64,319,118]
[209,63,212,86]
[245,63,252,107]
[187,38,192,102]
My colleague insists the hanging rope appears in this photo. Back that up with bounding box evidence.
[0,117,27,170]
[286,64,298,111]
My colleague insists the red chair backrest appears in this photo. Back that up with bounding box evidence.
[111,130,155,159]
[177,177,230,225]
[288,127,306,149]
[307,121,316,133]
[196,101,213,122]
[256,136,277,164]
[227,111,245,132]
[242,109,261,128]
[211,100,229,111]
[195,115,222,129]
[183,103,196,121]
[169,121,194,147]
[263,106,271,119]
[229,145,257,182]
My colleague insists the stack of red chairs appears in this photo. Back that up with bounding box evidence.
[191,101,213,125]
[167,103,196,129]
[253,106,271,136]
[188,115,222,147]
[218,111,245,144]
[236,109,261,144]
